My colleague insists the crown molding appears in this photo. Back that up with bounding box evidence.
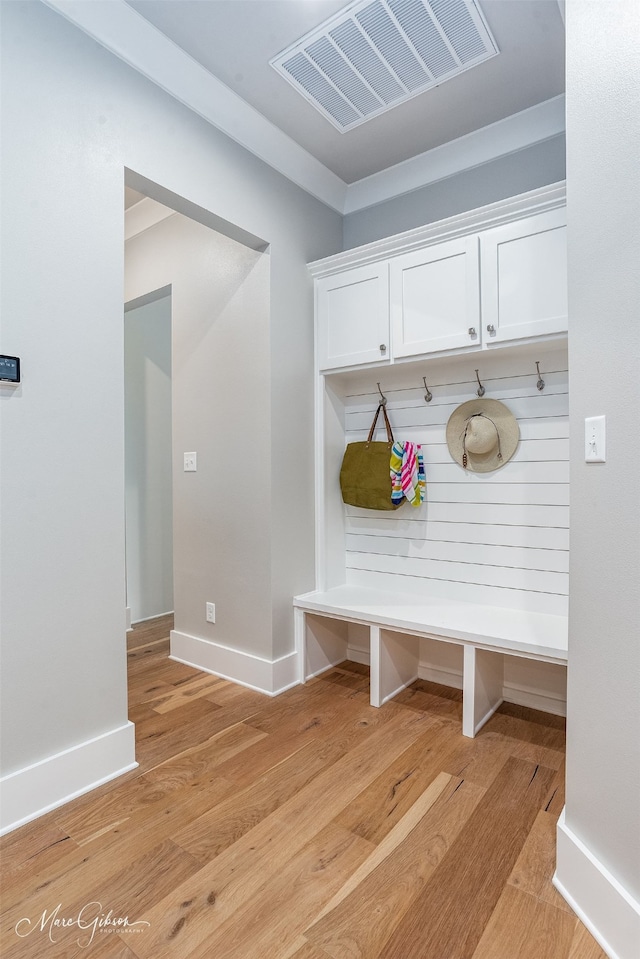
[309,181,566,276]
[42,0,565,217]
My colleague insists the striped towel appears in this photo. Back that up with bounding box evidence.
[390,441,426,507]
[390,441,404,505]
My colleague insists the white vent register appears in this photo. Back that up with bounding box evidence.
[270,0,499,132]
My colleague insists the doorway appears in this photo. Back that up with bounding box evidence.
[124,289,174,627]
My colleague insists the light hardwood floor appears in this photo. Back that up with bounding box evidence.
[1,615,606,959]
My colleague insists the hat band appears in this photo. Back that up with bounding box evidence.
[461,413,502,469]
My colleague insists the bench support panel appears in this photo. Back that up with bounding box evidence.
[463,646,504,738]
[296,609,348,682]
[371,627,420,707]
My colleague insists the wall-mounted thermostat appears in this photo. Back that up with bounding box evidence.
[0,355,20,383]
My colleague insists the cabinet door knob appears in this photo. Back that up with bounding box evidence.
[468,327,476,338]
[379,343,387,353]
[486,324,496,335]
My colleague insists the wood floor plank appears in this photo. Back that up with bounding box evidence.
[306,775,485,959]
[204,680,271,710]
[0,821,76,874]
[126,677,174,709]
[567,921,610,959]
[56,723,266,846]
[147,674,228,713]
[334,717,462,844]
[306,772,453,923]
[132,698,224,768]
[541,760,566,815]
[242,679,383,740]
[127,614,173,650]
[441,729,514,787]
[507,809,573,914]
[126,711,431,959]
[471,885,576,959]
[282,938,334,959]
[173,738,347,863]
[392,678,464,722]
[3,773,235,921]
[484,705,566,751]
[175,824,375,959]
[379,757,557,959]
[3,839,200,959]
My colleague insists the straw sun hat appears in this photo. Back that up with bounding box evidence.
[446,398,519,473]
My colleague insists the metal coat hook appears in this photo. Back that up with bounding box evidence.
[535,361,545,392]
[422,376,433,403]
[475,369,486,397]
[376,382,387,406]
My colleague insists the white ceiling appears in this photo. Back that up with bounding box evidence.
[124,0,565,183]
[44,0,565,213]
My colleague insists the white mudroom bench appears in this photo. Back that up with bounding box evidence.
[293,585,568,738]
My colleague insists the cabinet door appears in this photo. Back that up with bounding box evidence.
[317,263,390,371]
[390,236,480,357]
[481,207,567,343]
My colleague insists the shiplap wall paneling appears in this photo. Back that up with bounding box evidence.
[338,346,569,616]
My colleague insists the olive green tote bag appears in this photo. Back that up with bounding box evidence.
[339,403,402,511]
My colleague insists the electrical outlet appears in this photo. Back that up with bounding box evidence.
[184,452,197,472]
[206,602,216,623]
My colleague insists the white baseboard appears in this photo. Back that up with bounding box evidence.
[0,722,137,835]
[503,679,566,717]
[346,644,370,667]
[170,630,298,696]
[126,606,132,631]
[131,610,174,625]
[554,809,640,959]
[418,662,464,690]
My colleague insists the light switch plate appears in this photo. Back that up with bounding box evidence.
[585,416,606,463]
[184,452,197,472]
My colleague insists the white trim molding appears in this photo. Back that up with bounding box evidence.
[309,181,566,276]
[554,809,640,959]
[343,96,566,214]
[42,0,565,216]
[170,630,298,697]
[0,722,137,835]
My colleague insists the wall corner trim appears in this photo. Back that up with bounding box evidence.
[0,722,137,835]
[554,808,640,959]
[170,630,298,697]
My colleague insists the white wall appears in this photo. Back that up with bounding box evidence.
[125,208,273,660]
[0,0,341,829]
[555,2,640,956]
[124,292,173,623]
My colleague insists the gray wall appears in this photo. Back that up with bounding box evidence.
[124,293,173,623]
[565,0,640,906]
[125,211,273,659]
[0,0,341,778]
[343,135,566,248]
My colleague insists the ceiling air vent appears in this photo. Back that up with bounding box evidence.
[270,0,499,132]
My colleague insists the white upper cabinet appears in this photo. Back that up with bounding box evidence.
[390,236,480,357]
[317,262,389,371]
[310,185,567,372]
[480,207,568,344]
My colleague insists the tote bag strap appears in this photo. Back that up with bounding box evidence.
[366,403,395,445]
